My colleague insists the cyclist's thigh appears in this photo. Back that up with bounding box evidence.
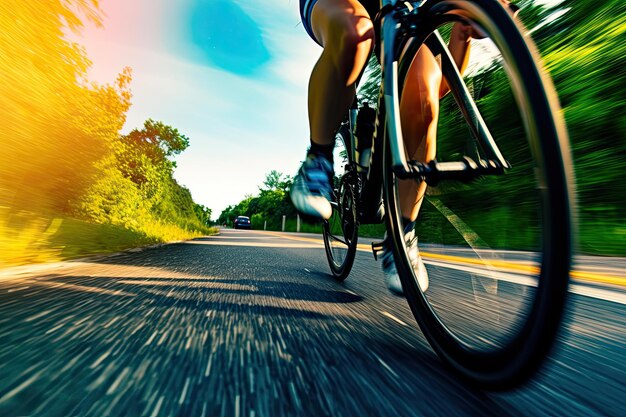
[310,0,373,47]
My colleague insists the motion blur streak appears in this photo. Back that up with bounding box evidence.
[0,1,130,265]
[354,0,626,256]
[0,2,215,267]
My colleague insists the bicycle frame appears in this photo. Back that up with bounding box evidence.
[339,0,515,212]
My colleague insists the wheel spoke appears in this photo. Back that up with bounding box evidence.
[328,234,348,246]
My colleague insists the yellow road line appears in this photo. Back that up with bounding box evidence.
[261,231,324,245]
[260,231,625,287]
[422,252,539,274]
[569,271,626,286]
[422,252,626,286]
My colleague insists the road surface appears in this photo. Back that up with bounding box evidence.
[0,229,624,416]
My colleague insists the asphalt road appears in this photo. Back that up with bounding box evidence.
[0,229,624,417]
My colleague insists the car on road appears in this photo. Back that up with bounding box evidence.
[233,216,251,229]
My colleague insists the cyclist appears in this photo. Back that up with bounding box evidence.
[291,0,517,294]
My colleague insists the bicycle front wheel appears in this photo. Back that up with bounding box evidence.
[383,0,575,389]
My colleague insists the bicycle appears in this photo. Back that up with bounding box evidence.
[321,0,575,390]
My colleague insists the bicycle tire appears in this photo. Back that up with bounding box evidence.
[323,127,359,280]
[383,0,574,389]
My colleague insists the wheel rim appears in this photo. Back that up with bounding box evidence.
[324,173,358,277]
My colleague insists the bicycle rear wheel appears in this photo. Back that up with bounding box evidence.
[323,126,359,280]
[383,0,574,389]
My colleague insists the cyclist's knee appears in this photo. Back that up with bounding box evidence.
[313,3,374,56]
[325,15,373,55]
[312,0,374,42]
[344,15,374,48]
[330,17,373,84]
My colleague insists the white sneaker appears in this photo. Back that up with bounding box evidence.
[290,153,333,220]
[381,227,429,295]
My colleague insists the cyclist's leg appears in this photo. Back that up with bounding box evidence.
[380,46,441,294]
[386,29,469,293]
[291,0,374,220]
[309,0,374,145]
[398,46,442,222]
[398,23,474,221]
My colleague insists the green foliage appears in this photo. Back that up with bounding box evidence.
[250,213,265,230]
[79,162,151,229]
[194,204,212,226]
[79,119,214,239]
[262,170,291,192]
[115,119,189,189]
[358,56,381,105]
[219,172,296,229]
[0,1,132,214]
[353,0,626,255]
[526,0,625,254]
[121,119,189,170]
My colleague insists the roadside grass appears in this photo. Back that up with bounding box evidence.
[579,222,626,257]
[253,217,387,239]
[0,211,218,268]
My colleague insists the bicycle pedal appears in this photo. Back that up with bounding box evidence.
[371,241,385,261]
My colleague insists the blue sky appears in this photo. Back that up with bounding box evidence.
[79,0,564,219]
[79,0,321,218]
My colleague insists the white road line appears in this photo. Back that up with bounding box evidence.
[379,310,409,326]
[569,284,626,306]
[187,241,323,248]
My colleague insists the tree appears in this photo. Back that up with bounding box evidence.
[81,115,212,235]
[194,205,212,226]
[261,170,292,192]
[262,170,283,190]
[0,1,131,213]
[0,1,214,263]
[218,205,235,225]
[115,120,189,188]
[220,171,298,230]
[123,119,190,164]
